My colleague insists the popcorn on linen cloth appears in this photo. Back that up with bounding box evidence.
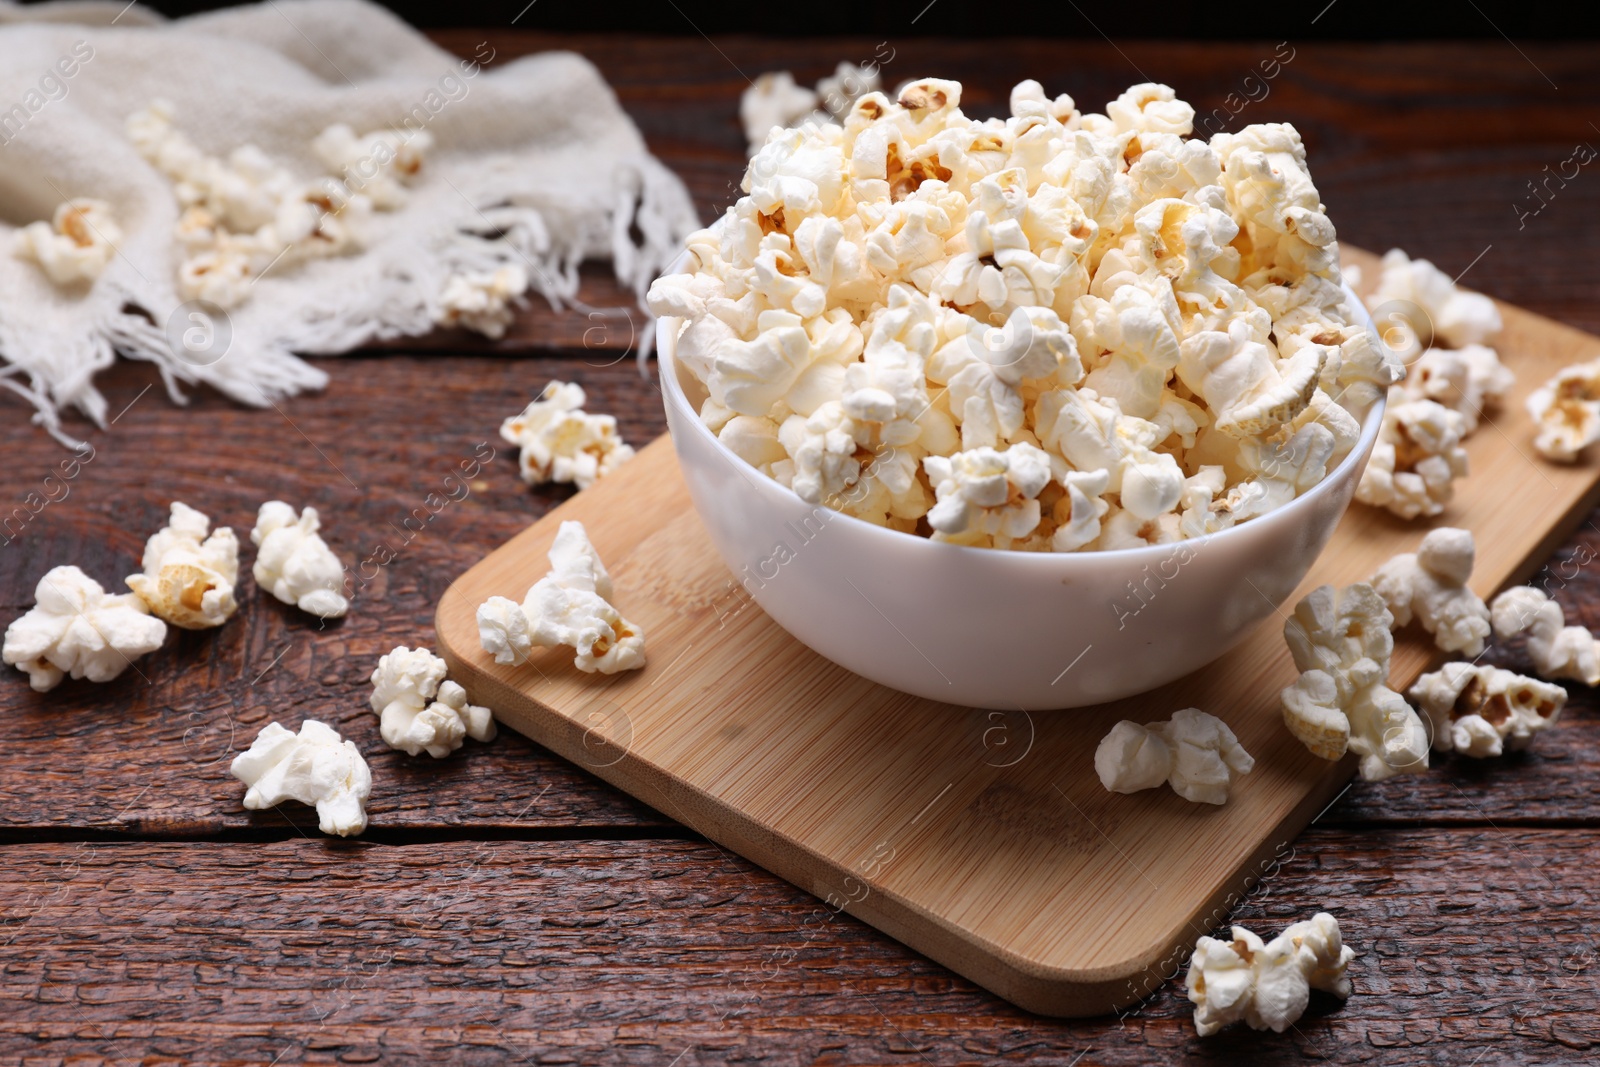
[0,0,698,444]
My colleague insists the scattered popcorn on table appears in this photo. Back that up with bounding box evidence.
[125,502,239,630]
[1490,586,1600,685]
[1397,344,1513,434]
[1354,397,1469,519]
[1407,662,1565,758]
[1279,582,1429,781]
[650,78,1399,553]
[476,520,645,675]
[1526,357,1600,462]
[1186,913,1355,1036]
[13,199,121,285]
[1094,708,1254,805]
[3,565,167,692]
[1370,527,1491,657]
[1371,247,1502,349]
[312,124,432,211]
[369,646,496,758]
[250,501,350,619]
[438,264,528,338]
[229,719,371,837]
[500,381,635,490]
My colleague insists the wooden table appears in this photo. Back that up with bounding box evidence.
[4,33,1599,1066]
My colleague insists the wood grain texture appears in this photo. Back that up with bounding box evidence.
[2,832,1597,1066]
[433,245,1600,1017]
[0,30,1597,1063]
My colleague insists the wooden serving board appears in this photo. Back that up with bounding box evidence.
[436,248,1600,1017]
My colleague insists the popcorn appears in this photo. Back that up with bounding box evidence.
[1355,398,1469,519]
[1370,527,1491,656]
[1526,358,1600,462]
[500,381,635,490]
[652,77,1388,553]
[230,720,371,837]
[1094,708,1255,805]
[1186,913,1355,1036]
[475,520,645,675]
[438,264,528,339]
[312,124,432,211]
[125,502,239,630]
[1490,586,1600,685]
[740,71,820,154]
[1279,583,1429,781]
[3,566,167,692]
[1372,247,1502,348]
[1398,344,1513,433]
[127,101,373,310]
[1408,662,1565,758]
[369,646,496,758]
[250,502,350,619]
[13,199,120,285]
[924,443,1052,543]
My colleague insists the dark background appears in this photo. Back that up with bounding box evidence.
[57,0,1600,38]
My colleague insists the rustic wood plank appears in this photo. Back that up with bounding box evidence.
[0,356,670,834]
[1,831,1595,1064]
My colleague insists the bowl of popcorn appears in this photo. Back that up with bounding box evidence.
[649,78,1398,710]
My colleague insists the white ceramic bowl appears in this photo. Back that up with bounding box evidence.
[658,288,1382,711]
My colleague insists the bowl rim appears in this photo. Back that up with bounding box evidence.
[656,271,1386,566]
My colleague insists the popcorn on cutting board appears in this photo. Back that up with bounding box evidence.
[476,520,645,675]
[230,719,371,837]
[369,645,496,758]
[1187,913,1355,1036]
[649,78,1401,552]
[1093,708,1254,805]
[500,381,635,490]
[1354,247,1515,518]
[1278,582,1429,781]
[1370,527,1490,657]
[1527,357,1600,462]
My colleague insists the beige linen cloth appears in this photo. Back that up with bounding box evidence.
[0,0,698,444]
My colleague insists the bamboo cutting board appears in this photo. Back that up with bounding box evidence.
[436,248,1600,1017]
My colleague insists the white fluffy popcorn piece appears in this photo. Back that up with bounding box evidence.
[13,199,121,285]
[1372,247,1502,348]
[1398,344,1513,433]
[500,381,636,490]
[250,501,350,619]
[1408,662,1565,758]
[230,720,371,837]
[1370,527,1491,656]
[1526,357,1600,462]
[1094,708,1254,805]
[1355,398,1469,519]
[312,124,431,211]
[475,520,644,675]
[3,566,167,692]
[438,265,528,339]
[740,71,821,153]
[1187,913,1355,1037]
[923,443,1051,542]
[369,646,496,758]
[1279,583,1429,781]
[653,76,1375,553]
[125,502,239,630]
[1490,586,1600,686]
